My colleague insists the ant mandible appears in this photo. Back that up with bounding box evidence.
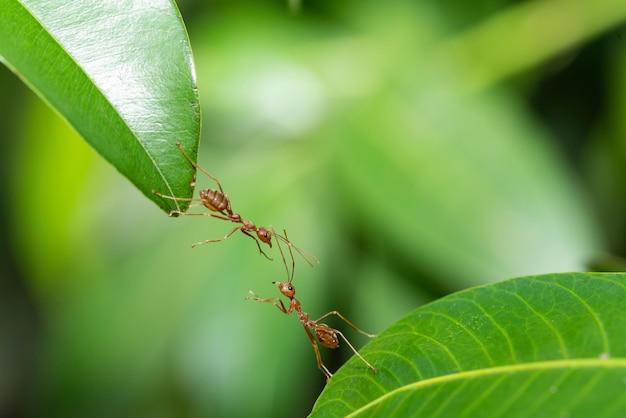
[153,143,318,266]
[247,231,377,381]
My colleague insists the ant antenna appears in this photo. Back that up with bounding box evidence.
[273,227,296,283]
[270,228,319,268]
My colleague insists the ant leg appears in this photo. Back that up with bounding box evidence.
[313,311,377,338]
[240,230,273,261]
[152,190,198,202]
[161,202,218,219]
[304,326,333,381]
[191,226,241,247]
[175,142,225,194]
[190,227,273,261]
[334,330,378,374]
[187,203,212,210]
[245,291,289,313]
[167,211,232,222]
[152,192,206,217]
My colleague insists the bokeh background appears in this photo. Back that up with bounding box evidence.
[2,1,626,417]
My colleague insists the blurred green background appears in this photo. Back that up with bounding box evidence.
[2,1,626,417]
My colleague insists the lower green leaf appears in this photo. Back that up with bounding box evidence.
[310,273,626,417]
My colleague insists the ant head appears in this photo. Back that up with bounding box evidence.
[257,227,272,246]
[273,281,295,298]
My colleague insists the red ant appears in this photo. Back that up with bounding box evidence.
[247,231,377,382]
[153,143,318,266]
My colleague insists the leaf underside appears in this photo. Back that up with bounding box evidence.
[310,273,626,418]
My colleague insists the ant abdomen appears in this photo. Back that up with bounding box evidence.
[199,189,229,213]
[316,327,339,349]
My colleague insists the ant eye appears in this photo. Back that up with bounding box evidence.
[288,285,293,291]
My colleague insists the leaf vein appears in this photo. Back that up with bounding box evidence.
[345,358,626,417]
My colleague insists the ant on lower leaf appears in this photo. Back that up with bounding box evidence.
[153,143,318,267]
[247,229,378,382]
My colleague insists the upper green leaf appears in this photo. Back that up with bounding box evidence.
[310,273,626,417]
[0,0,200,212]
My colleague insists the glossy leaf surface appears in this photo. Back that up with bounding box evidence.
[310,273,626,417]
[0,0,200,212]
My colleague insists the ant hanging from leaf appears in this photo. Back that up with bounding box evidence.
[247,229,377,382]
[153,143,318,266]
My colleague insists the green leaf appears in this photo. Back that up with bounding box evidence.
[310,273,626,417]
[0,0,200,212]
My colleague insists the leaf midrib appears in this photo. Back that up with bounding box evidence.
[346,357,626,417]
